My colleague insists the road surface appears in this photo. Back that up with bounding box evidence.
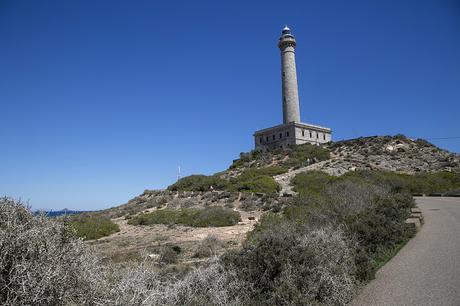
[351,197,460,306]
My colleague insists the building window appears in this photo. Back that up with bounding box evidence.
[280,133,282,139]
[286,131,290,137]
[316,133,319,139]
[260,137,263,144]
[302,130,305,137]
[266,136,268,142]
[309,131,312,138]
[323,134,326,140]
[273,135,275,140]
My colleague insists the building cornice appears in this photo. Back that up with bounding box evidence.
[253,121,332,136]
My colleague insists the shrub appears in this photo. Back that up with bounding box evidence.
[127,207,241,227]
[105,260,249,306]
[292,170,336,198]
[193,235,223,258]
[167,174,229,192]
[69,215,120,240]
[289,173,416,281]
[229,167,284,194]
[159,246,179,265]
[171,245,182,254]
[281,143,330,168]
[415,138,434,147]
[231,175,280,194]
[170,151,334,195]
[341,170,460,195]
[229,150,272,170]
[223,223,357,305]
[164,261,249,305]
[0,198,107,305]
[249,166,288,176]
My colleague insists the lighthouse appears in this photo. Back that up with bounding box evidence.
[279,26,301,124]
[253,26,332,150]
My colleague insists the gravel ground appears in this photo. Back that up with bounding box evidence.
[351,197,460,306]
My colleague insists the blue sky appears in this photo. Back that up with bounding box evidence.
[1,0,459,210]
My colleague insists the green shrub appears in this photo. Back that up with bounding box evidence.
[415,138,434,147]
[228,170,417,305]
[289,172,416,281]
[69,216,120,240]
[341,170,460,195]
[292,170,336,198]
[167,174,229,192]
[228,166,284,194]
[229,150,272,169]
[229,144,330,171]
[248,166,288,176]
[231,175,280,194]
[171,245,182,254]
[281,143,330,168]
[223,223,356,305]
[127,207,241,227]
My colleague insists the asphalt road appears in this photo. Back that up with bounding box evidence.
[351,197,460,306]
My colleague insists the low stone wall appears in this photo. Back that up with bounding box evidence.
[405,207,424,232]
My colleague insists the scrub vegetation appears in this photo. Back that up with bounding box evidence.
[0,169,418,305]
[229,143,330,170]
[167,166,287,194]
[127,207,241,227]
[2,136,458,305]
[293,170,460,197]
[69,215,120,240]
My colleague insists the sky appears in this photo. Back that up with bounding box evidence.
[1,0,459,210]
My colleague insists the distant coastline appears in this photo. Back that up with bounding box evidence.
[34,209,87,217]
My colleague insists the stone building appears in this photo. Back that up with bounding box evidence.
[254,26,332,150]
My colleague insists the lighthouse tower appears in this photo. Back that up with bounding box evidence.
[279,26,301,124]
[253,26,332,150]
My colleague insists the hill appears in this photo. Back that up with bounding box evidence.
[6,135,460,305]
[79,135,459,263]
[274,135,460,194]
[316,135,459,175]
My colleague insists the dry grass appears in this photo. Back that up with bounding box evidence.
[91,209,262,264]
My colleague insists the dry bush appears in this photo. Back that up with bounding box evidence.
[193,235,223,258]
[105,261,164,306]
[158,261,249,306]
[308,180,390,225]
[159,246,179,265]
[295,227,356,305]
[0,197,108,305]
[106,260,248,306]
[224,222,357,305]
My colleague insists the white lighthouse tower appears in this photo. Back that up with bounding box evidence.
[253,26,332,150]
[279,26,301,124]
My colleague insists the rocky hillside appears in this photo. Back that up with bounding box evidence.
[224,135,459,194]
[80,134,459,263]
[93,189,283,221]
[102,135,459,213]
[317,135,459,175]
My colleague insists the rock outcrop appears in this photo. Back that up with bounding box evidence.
[316,136,459,176]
